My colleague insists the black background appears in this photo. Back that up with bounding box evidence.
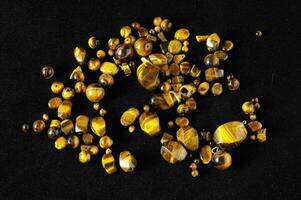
[1,0,300,199]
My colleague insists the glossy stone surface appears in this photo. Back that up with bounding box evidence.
[57,100,72,119]
[85,84,105,103]
[137,63,160,90]
[102,153,117,174]
[69,66,85,82]
[119,151,137,173]
[257,128,267,142]
[200,145,212,164]
[168,40,182,54]
[41,65,54,79]
[48,97,62,110]
[211,82,223,96]
[175,117,189,128]
[74,47,86,65]
[99,73,114,87]
[139,111,161,136]
[222,40,234,51]
[100,62,119,75]
[99,135,113,149]
[206,33,220,51]
[212,151,232,170]
[88,58,101,71]
[134,37,153,56]
[174,28,190,41]
[198,82,210,95]
[90,117,106,137]
[51,82,64,94]
[205,67,224,82]
[176,126,199,151]
[160,132,174,144]
[32,120,46,133]
[160,141,188,164]
[248,121,262,132]
[60,119,74,135]
[115,44,134,62]
[62,87,75,100]
[54,136,67,150]
[149,53,168,65]
[120,107,140,126]
[75,115,89,133]
[204,54,220,67]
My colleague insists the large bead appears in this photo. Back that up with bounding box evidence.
[200,145,212,164]
[85,83,105,103]
[102,153,117,174]
[90,117,106,137]
[139,111,161,136]
[160,141,188,164]
[134,37,153,56]
[120,107,140,126]
[205,67,224,82]
[57,100,72,119]
[212,151,232,170]
[119,151,137,173]
[213,121,248,148]
[115,44,134,62]
[75,115,89,133]
[100,62,119,76]
[176,126,199,151]
[136,63,160,90]
[174,28,190,41]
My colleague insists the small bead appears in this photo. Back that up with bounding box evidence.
[119,151,137,173]
[74,82,86,94]
[153,17,162,26]
[174,28,190,41]
[21,123,30,133]
[51,82,64,94]
[204,54,220,67]
[222,40,234,51]
[88,36,99,49]
[206,33,220,51]
[99,108,107,116]
[60,119,74,135]
[85,84,105,103]
[93,103,100,110]
[67,135,80,149]
[256,30,263,37]
[211,83,223,96]
[42,114,49,121]
[131,21,141,30]
[41,65,54,79]
[167,121,174,128]
[100,62,119,76]
[160,19,173,32]
[179,61,190,75]
[32,120,46,133]
[189,162,197,170]
[195,35,209,42]
[82,133,94,144]
[120,26,132,38]
[143,105,150,112]
[249,135,256,140]
[79,151,91,164]
[250,113,257,120]
[257,128,267,142]
[54,136,67,150]
[74,47,86,65]
[108,38,120,50]
[47,127,60,140]
[96,50,106,59]
[115,44,134,62]
[242,101,255,114]
[99,135,113,149]
[183,40,189,46]
[227,77,240,91]
[175,117,189,128]
[120,107,140,126]
[168,40,182,54]
[212,151,232,170]
[214,50,228,61]
[128,125,135,133]
[191,169,199,177]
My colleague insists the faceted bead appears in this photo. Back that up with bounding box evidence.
[134,37,153,56]
[108,38,120,50]
[47,127,60,140]
[82,133,94,144]
[195,35,209,42]
[32,120,46,133]
[176,126,199,151]
[85,83,105,103]
[211,82,223,96]
[119,151,137,173]
[248,121,262,132]
[169,63,180,76]
[190,65,201,78]
[168,40,182,54]
[120,107,140,126]
[88,58,101,71]
[173,54,186,64]
[90,117,106,137]
[100,62,119,76]
[48,97,62,110]
[136,63,160,90]
[79,151,91,163]
[60,119,74,135]
[179,84,197,99]
[99,73,114,87]
[115,44,134,62]
[67,135,80,149]
[88,36,99,49]
[222,40,234,51]
[160,19,173,32]
[198,82,210,95]
[96,50,106,59]
[75,115,89,133]
[54,136,67,150]
[174,28,190,41]
[205,67,224,82]
[149,53,168,65]
[57,100,72,119]
[21,123,30,133]
[179,61,191,75]
[213,121,248,148]
[41,65,54,79]
[175,117,189,128]
[74,82,86,94]
[242,101,255,114]
[212,151,232,170]
[51,82,64,94]
[206,33,220,51]
[50,119,61,128]
[99,135,113,149]
[227,77,240,91]
[200,145,212,164]
[161,132,174,144]
[160,141,188,164]
[185,97,197,111]
[74,47,86,65]
[102,153,117,174]
[139,111,161,136]
[257,128,267,142]
[214,51,228,61]
[204,54,220,67]
[70,66,85,82]
[62,87,75,100]
[177,104,190,116]
[120,26,132,38]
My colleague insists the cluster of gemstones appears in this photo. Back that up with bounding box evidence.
[22,17,267,177]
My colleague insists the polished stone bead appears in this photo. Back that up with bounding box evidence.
[177,104,190,116]
[205,67,224,82]
[179,61,191,75]
[47,127,61,139]
[41,65,54,79]
[134,37,153,57]
[120,26,132,38]
[62,87,75,100]
[190,65,201,78]
[21,123,30,133]
[75,115,89,133]
[88,36,99,49]
[157,32,167,42]
[176,126,199,151]
[257,128,267,142]
[160,19,173,32]
[227,77,240,91]
[102,153,117,174]
[82,133,94,144]
[211,82,223,96]
[191,169,199,177]
[81,145,99,155]
[160,81,171,93]
[74,47,86,65]
[50,119,61,128]
[185,97,197,111]
[99,108,107,116]
[160,132,174,144]
[168,40,182,54]
[85,83,105,103]
[78,151,91,164]
[200,145,212,164]
[74,82,86,94]
[139,111,161,136]
[60,119,74,135]
[90,117,106,137]
[198,82,210,95]
[70,66,85,82]
[51,82,64,94]
[149,53,168,65]
[173,54,186,64]
[100,62,119,75]
[32,120,46,133]
[99,135,113,149]
[214,50,228,61]
[42,114,49,121]
[137,63,160,90]
[256,30,263,37]
[88,58,101,71]
[96,50,106,59]
[206,33,220,51]
[99,73,114,87]
[119,151,137,173]
[108,38,120,50]
[222,40,234,51]
[169,63,180,76]
[242,101,255,114]
[67,135,80,149]
[195,35,209,42]
[48,97,62,110]
[153,16,162,26]
[124,35,136,45]
[179,84,197,99]
[160,141,188,164]
[120,107,140,126]
[174,28,190,41]
[115,44,134,62]
[204,54,220,67]
[213,121,248,148]
[54,136,67,150]
[57,100,72,119]
[248,121,262,132]
[175,117,189,128]
[212,151,232,170]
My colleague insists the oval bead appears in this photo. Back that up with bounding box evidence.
[119,151,137,173]
[85,84,105,103]
[212,151,232,170]
[90,117,106,137]
[136,63,160,90]
[200,145,212,164]
[57,100,72,120]
[160,141,188,164]
[174,28,190,41]
[139,111,161,136]
[100,62,119,75]
[120,107,140,126]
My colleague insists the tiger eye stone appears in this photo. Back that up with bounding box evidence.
[51,82,64,94]
[257,128,267,142]
[50,119,61,128]
[222,40,234,51]
[204,54,220,67]
[213,121,248,149]
[211,82,223,96]
[32,120,46,133]
[47,127,61,140]
[120,107,140,126]
[160,141,188,164]
[100,62,119,75]
[99,135,113,149]
[75,115,89,133]
[185,97,197,111]
[98,73,114,87]
[174,28,190,41]
[160,132,174,144]
[205,67,224,82]
[177,104,190,116]
[200,145,212,164]
[168,40,182,54]
[102,153,117,174]
[137,63,160,90]
[70,66,85,82]
[88,36,99,49]
[81,145,99,155]
[120,26,132,38]
[176,126,199,151]
[67,135,80,149]
[108,38,120,50]
[206,33,220,51]
[62,87,75,100]
[134,37,153,56]
[60,119,74,135]
[139,111,161,136]
[151,95,170,110]
[90,117,106,137]
[190,65,201,78]
[173,54,186,64]
[242,101,255,114]
[74,82,86,94]
[149,53,168,65]
[227,77,240,91]
[82,133,94,144]
[195,35,209,42]
[119,151,137,173]
[96,50,106,59]
[248,121,262,132]
[88,58,101,71]
[160,19,173,32]
[79,151,91,164]
[179,61,191,75]
[198,82,210,95]
[85,83,105,103]
[48,97,62,109]
[41,65,54,79]
[212,151,232,170]
[175,117,189,128]
[57,100,72,119]
[55,136,67,150]
[214,51,228,61]
[115,44,134,62]
[74,47,86,65]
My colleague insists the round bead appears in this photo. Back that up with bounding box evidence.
[67,135,80,149]
[42,114,49,121]
[74,47,86,65]
[160,19,172,32]
[41,65,54,79]
[74,82,86,94]
[168,40,182,54]
[99,136,113,149]
[100,62,119,75]
[62,87,75,100]
[79,151,91,164]
[115,44,134,62]
[222,40,234,51]
[174,28,190,41]
[88,58,101,71]
[128,125,135,133]
[51,82,64,94]
[242,101,255,114]
[85,84,105,103]
[134,38,153,57]
[204,54,220,67]
[227,77,240,91]
[153,16,162,26]
[211,82,223,96]
[21,123,30,133]
[47,127,61,140]
[212,151,232,170]
[108,38,120,50]
[131,21,141,30]
[191,169,199,177]
[82,133,94,144]
[99,74,114,87]
[32,120,46,133]
[99,108,107,116]
[256,30,263,37]
[88,36,99,49]
[54,136,67,150]
[96,50,106,59]
[120,26,132,38]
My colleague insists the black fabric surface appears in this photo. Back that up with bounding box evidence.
[1,0,300,199]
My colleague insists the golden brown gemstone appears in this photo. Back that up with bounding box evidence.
[257,128,267,142]
[214,50,228,61]
[100,62,119,75]
[151,94,170,110]
[51,82,64,94]
[88,58,101,71]
[177,104,189,116]
[213,121,248,148]
[191,169,199,177]
[169,63,180,76]
[50,119,61,128]
[75,115,89,133]
[99,108,107,116]
[82,133,94,144]
[250,113,257,121]
[160,19,172,32]
[175,117,189,128]
[136,63,160,90]
[120,26,132,38]
[200,145,212,164]
[74,47,86,65]
[173,54,186,64]
[70,66,85,82]
[198,82,210,95]
[57,100,72,119]
[115,44,134,62]
[85,83,105,103]
[242,101,255,114]
[160,81,171,93]
[90,117,106,137]
[195,35,209,42]
[176,126,199,151]
[227,77,240,91]
[185,97,197,111]
[149,53,168,65]
[102,153,117,174]
[67,135,80,149]
[222,40,234,51]
[88,36,99,49]
[60,119,74,135]
[99,73,114,87]
[119,151,137,173]
[211,82,223,96]
[32,120,46,133]
[93,103,100,110]
[78,151,91,164]
[42,114,49,121]
[190,65,201,78]
[248,121,262,132]
[108,38,120,50]
[120,107,140,126]
[205,67,224,82]
[139,111,161,136]
[179,84,197,98]
[62,87,75,100]
[74,82,86,94]
[160,132,174,144]
[99,135,113,149]
[168,40,182,54]
[174,28,190,41]
[212,151,232,170]
[128,125,135,133]
[204,54,220,67]
[250,135,256,140]
[153,16,162,26]
[206,33,220,51]
[96,50,106,59]
[81,145,99,155]
[160,141,188,164]
[48,97,62,109]
[179,61,190,75]
[134,37,153,56]
[55,136,67,150]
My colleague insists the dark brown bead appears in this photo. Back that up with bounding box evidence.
[131,21,141,30]
[47,127,61,139]
[41,65,54,79]
[227,77,240,91]
[21,123,30,133]
[115,44,134,62]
